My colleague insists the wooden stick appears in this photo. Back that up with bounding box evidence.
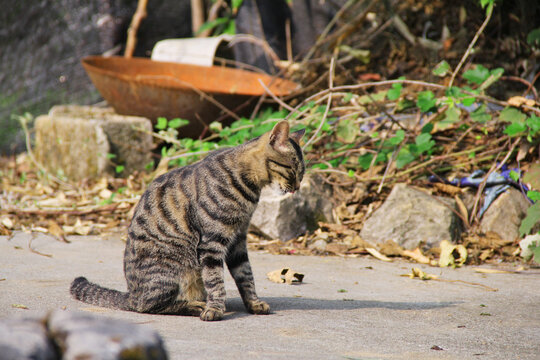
[125,0,148,58]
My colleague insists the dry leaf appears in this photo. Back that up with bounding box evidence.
[48,220,68,242]
[378,240,404,257]
[401,267,438,280]
[439,240,467,267]
[366,247,393,262]
[99,188,113,199]
[402,248,433,265]
[11,304,29,310]
[507,96,536,107]
[36,192,69,207]
[1,217,14,229]
[267,268,304,285]
[63,219,92,236]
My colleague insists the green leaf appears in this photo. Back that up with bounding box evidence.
[527,28,540,47]
[533,245,540,264]
[470,105,491,123]
[519,202,540,237]
[421,123,434,134]
[209,121,222,133]
[463,65,490,85]
[396,98,415,111]
[396,149,415,169]
[231,0,243,11]
[196,17,229,35]
[479,68,504,90]
[115,165,125,174]
[389,130,405,145]
[416,91,437,112]
[509,170,520,182]
[503,122,527,136]
[106,153,117,159]
[527,191,540,202]
[414,133,435,154]
[526,114,540,135]
[167,118,189,129]
[438,107,461,129]
[387,83,402,101]
[343,92,353,103]
[358,153,373,170]
[499,107,526,123]
[156,117,168,130]
[336,118,358,143]
[432,60,450,77]
[347,169,356,178]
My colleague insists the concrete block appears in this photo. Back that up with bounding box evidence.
[35,105,153,180]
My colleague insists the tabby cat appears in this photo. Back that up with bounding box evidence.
[70,121,305,321]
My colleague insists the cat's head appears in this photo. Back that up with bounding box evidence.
[266,121,305,194]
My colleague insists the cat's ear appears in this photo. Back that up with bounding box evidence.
[269,120,290,151]
[290,128,305,145]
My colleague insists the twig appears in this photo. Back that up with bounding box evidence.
[228,34,281,65]
[500,76,538,100]
[303,57,335,150]
[137,75,241,121]
[124,0,148,58]
[28,234,53,258]
[287,79,540,119]
[524,70,540,100]
[449,4,493,87]
[258,79,295,112]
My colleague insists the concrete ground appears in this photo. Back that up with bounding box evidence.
[0,232,539,360]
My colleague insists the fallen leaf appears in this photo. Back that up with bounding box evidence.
[12,304,29,310]
[378,240,404,257]
[402,248,432,265]
[507,96,536,107]
[36,192,69,207]
[63,219,92,236]
[48,220,68,242]
[401,267,438,280]
[439,240,467,267]
[366,247,393,262]
[1,217,14,229]
[267,268,304,285]
[99,188,113,199]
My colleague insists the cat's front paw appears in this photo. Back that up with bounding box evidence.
[247,300,270,315]
[200,307,224,321]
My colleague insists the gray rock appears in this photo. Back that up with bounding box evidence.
[0,315,58,360]
[48,310,168,360]
[480,187,531,241]
[0,311,168,360]
[35,105,153,180]
[360,183,462,250]
[250,175,335,241]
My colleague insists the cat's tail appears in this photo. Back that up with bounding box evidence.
[70,277,131,311]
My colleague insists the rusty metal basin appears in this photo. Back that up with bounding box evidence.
[82,56,298,137]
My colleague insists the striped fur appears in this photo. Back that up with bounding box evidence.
[70,121,305,321]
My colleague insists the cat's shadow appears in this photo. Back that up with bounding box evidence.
[224,297,459,320]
